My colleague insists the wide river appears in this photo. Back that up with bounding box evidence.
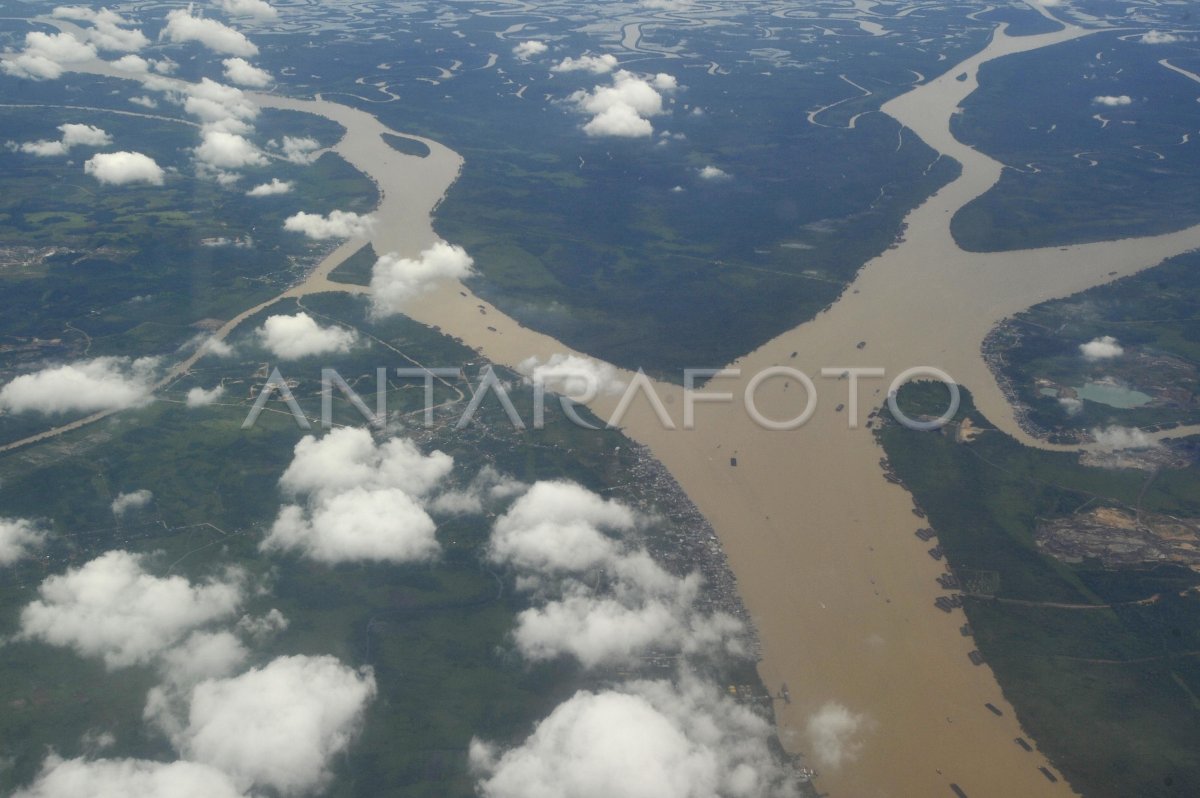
[15,12,1200,798]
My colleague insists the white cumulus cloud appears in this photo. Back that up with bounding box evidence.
[52,7,149,52]
[369,241,474,314]
[111,53,149,72]
[513,40,548,60]
[246,177,292,196]
[220,0,279,20]
[1079,335,1124,361]
[488,481,743,667]
[261,428,453,564]
[194,130,266,169]
[17,550,245,669]
[570,70,677,138]
[699,165,730,181]
[187,385,226,407]
[162,8,258,57]
[471,675,800,798]
[429,466,526,516]
[158,630,248,690]
[18,123,112,157]
[149,655,376,796]
[2,31,97,80]
[111,489,154,517]
[1093,95,1132,107]
[13,756,247,798]
[60,123,112,147]
[179,78,259,134]
[1141,31,1182,45]
[552,53,619,74]
[256,312,358,360]
[266,487,441,564]
[222,57,272,87]
[284,210,376,240]
[272,135,321,164]
[0,517,47,566]
[488,481,633,575]
[0,356,158,415]
[518,354,626,399]
[1092,425,1159,450]
[84,151,165,185]
[806,701,871,770]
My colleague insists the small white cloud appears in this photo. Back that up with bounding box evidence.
[195,130,266,169]
[1059,396,1083,416]
[1092,425,1159,450]
[13,756,247,798]
[1140,31,1182,45]
[186,385,226,408]
[517,354,626,398]
[162,8,258,57]
[1079,335,1124,361]
[265,487,441,564]
[198,337,236,358]
[235,608,288,640]
[246,178,292,196]
[60,123,112,148]
[278,427,453,499]
[148,655,375,796]
[111,489,153,517]
[488,481,743,668]
[552,54,618,74]
[472,675,798,798]
[179,78,259,134]
[17,123,111,158]
[283,210,376,240]
[220,0,280,20]
[0,518,47,567]
[84,151,165,185]
[0,356,157,415]
[369,242,474,314]
[429,466,526,516]
[158,630,247,689]
[1,31,97,81]
[261,428,452,564]
[52,7,149,52]
[698,165,730,181]
[257,312,357,360]
[513,40,548,60]
[222,57,273,88]
[271,136,321,164]
[19,140,68,157]
[651,73,677,91]
[17,550,244,669]
[583,104,653,137]
[129,95,158,108]
[111,54,149,73]
[1093,95,1133,107]
[569,69,676,138]
[806,701,871,770]
[487,481,633,575]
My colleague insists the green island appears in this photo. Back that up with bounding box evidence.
[985,249,1200,441]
